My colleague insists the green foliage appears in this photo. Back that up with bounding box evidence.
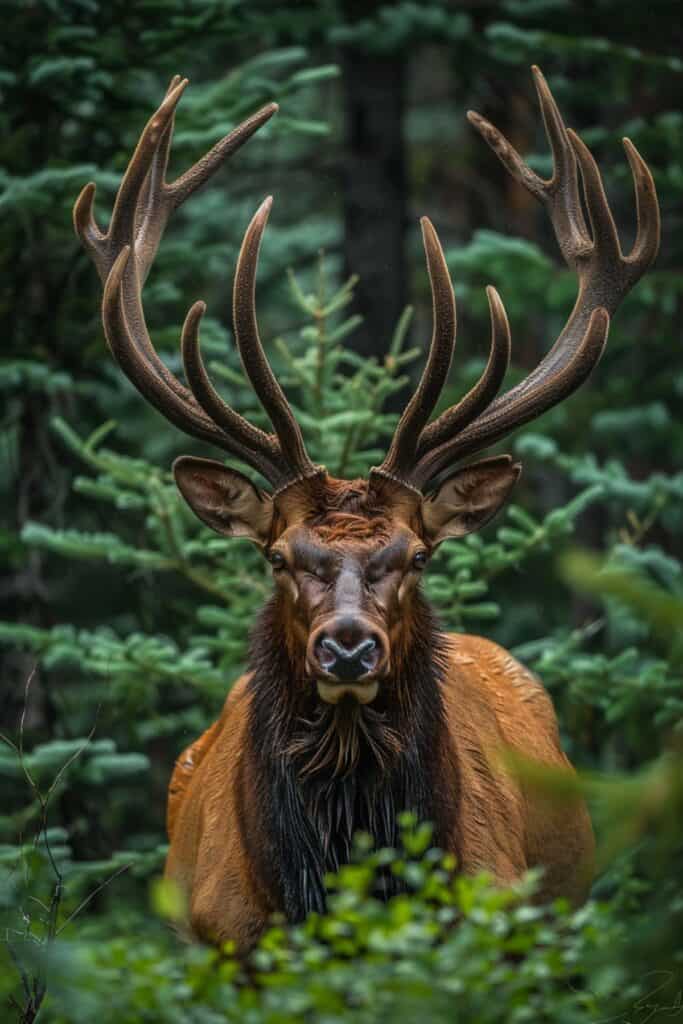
[2,1,682,1020]
[274,258,419,475]
[0,809,629,1024]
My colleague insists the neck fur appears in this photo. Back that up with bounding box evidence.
[246,594,449,921]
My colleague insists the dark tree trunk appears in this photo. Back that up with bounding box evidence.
[340,25,406,359]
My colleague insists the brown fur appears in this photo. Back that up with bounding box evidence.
[165,634,594,948]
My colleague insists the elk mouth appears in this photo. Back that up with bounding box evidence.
[316,679,379,705]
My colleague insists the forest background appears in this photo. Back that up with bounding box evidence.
[1,1,682,1021]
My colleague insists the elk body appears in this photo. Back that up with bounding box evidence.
[74,68,659,949]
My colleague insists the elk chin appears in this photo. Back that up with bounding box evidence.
[316,680,379,705]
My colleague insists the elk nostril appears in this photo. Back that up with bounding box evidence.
[359,637,379,671]
[317,635,338,670]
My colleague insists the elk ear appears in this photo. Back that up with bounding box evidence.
[173,456,273,545]
[422,455,520,546]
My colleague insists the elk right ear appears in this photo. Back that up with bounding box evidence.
[173,456,273,545]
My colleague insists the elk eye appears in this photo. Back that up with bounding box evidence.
[412,550,428,570]
[269,551,286,571]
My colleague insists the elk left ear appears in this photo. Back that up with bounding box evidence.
[173,456,273,545]
[422,455,521,546]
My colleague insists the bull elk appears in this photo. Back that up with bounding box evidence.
[73,67,659,949]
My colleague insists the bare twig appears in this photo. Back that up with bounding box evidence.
[56,862,131,937]
[2,675,119,1023]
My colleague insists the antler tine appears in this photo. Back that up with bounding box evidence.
[169,102,279,210]
[180,301,286,485]
[232,198,320,485]
[623,138,660,272]
[132,75,181,286]
[371,218,456,485]
[394,65,659,483]
[412,286,511,486]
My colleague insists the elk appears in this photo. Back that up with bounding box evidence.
[74,67,659,949]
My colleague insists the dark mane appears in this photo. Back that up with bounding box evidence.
[246,593,455,921]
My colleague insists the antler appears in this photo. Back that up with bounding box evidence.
[374,65,660,491]
[73,77,319,490]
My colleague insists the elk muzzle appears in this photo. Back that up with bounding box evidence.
[308,615,389,704]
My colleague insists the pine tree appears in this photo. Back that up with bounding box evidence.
[2,1,682,1019]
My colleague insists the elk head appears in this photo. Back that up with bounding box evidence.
[74,69,659,711]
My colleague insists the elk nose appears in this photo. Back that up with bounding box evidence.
[316,635,379,682]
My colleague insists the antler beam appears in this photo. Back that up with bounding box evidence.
[73,77,319,489]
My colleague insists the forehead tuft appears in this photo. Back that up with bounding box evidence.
[312,513,392,545]
[274,474,421,547]
[310,477,392,545]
